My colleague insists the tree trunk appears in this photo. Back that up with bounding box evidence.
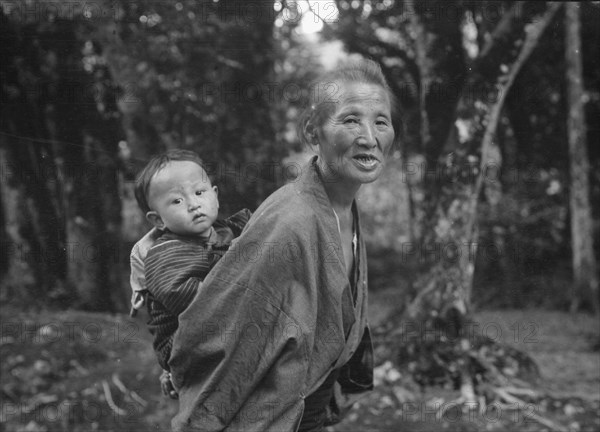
[401,2,561,400]
[0,11,125,311]
[408,2,561,314]
[565,2,600,314]
[0,145,39,305]
[402,0,467,244]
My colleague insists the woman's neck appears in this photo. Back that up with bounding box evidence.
[317,160,359,213]
[326,187,356,216]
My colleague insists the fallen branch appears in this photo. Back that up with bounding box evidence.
[501,386,540,399]
[101,380,127,416]
[23,394,59,413]
[69,359,89,375]
[112,373,128,394]
[112,373,148,407]
[130,390,148,407]
[494,387,568,432]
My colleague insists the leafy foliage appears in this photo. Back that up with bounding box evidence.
[107,0,287,213]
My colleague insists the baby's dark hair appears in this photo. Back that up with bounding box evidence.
[134,149,208,214]
[297,58,402,147]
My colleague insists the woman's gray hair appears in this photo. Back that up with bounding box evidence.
[296,58,401,147]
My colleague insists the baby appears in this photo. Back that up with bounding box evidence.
[129,149,250,397]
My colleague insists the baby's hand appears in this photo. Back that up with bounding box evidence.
[159,369,178,399]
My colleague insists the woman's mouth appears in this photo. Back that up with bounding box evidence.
[353,154,380,170]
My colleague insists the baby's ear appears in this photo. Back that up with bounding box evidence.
[213,186,219,209]
[146,211,165,230]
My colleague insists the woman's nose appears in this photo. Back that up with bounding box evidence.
[357,124,376,148]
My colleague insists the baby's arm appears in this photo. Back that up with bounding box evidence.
[145,241,210,316]
[129,227,161,317]
[223,208,252,236]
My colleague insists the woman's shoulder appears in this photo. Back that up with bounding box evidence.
[241,158,335,240]
[252,181,320,228]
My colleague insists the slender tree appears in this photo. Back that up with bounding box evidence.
[564,2,599,314]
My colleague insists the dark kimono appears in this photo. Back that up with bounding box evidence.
[169,156,373,432]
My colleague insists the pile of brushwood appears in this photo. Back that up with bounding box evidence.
[367,313,590,432]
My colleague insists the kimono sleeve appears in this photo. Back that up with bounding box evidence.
[223,208,253,237]
[169,220,314,432]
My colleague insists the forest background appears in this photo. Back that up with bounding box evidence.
[1,1,599,431]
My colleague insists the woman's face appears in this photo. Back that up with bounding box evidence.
[315,82,395,189]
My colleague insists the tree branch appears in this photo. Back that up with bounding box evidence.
[405,0,431,148]
[467,2,562,239]
[478,2,519,60]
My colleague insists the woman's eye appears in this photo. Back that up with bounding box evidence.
[344,117,359,124]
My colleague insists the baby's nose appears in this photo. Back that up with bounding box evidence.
[188,200,201,211]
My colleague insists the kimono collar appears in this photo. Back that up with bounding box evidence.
[295,155,361,237]
[295,155,339,210]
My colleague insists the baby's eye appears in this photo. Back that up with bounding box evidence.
[196,190,204,196]
[172,198,182,205]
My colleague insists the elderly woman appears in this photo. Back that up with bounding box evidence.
[168,59,399,432]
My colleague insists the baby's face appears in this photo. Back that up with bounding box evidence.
[146,160,218,237]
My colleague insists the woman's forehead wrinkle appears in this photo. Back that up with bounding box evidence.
[340,93,389,107]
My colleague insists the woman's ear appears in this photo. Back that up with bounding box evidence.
[304,120,319,146]
[146,211,165,230]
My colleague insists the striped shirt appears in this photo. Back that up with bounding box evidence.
[144,209,251,370]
